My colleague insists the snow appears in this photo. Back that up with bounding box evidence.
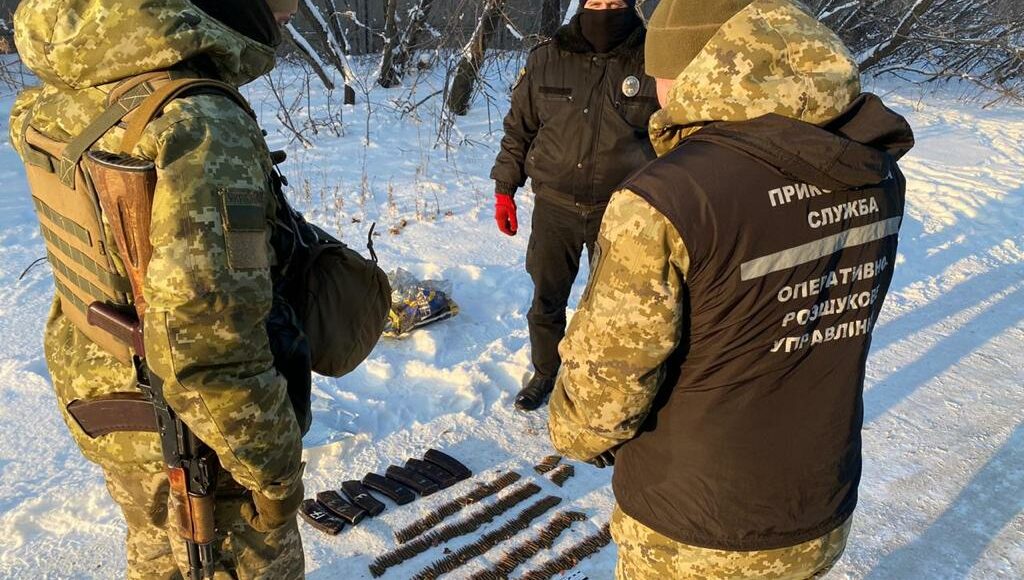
[0,61,1022,579]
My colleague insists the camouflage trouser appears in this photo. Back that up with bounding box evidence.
[611,506,851,580]
[101,463,304,580]
[46,308,304,579]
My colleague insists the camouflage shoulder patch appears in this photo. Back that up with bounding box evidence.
[221,190,266,232]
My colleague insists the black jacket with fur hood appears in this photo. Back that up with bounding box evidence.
[490,16,659,206]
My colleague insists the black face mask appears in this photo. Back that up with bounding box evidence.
[191,0,282,48]
[579,7,640,54]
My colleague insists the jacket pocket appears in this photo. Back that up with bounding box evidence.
[615,97,659,129]
[538,86,574,101]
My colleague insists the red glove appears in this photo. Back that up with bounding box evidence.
[495,194,518,236]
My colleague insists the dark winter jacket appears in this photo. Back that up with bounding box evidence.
[490,16,659,206]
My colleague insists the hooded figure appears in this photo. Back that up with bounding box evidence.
[489,0,660,411]
[547,1,914,577]
[10,1,306,578]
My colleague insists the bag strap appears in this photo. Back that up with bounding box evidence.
[19,106,55,172]
[40,72,255,189]
[119,78,256,155]
[55,72,173,188]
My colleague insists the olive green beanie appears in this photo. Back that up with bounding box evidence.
[645,0,754,79]
[265,0,298,12]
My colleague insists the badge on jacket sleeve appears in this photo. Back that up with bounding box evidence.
[512,67,526,91]
[621,75,640,98]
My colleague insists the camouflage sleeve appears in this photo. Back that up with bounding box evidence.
[135,95,303,500]
[548,189,690,460]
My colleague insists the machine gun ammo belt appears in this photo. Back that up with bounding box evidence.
[66,392,157,438]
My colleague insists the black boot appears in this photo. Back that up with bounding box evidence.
[515,374,556,411]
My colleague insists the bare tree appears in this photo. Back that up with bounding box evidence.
[447,0,507,115]
[393,0,438,70]
[288,0,360,103]
[539,0,563,38]
[810,0,1024,103]
[378,0,438,88]
[284,23,336,90]
[378,0,401,87]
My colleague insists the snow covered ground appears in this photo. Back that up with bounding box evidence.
[0,61,1021,579]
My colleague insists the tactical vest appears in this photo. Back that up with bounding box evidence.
[614,121,905,551]
[20,72,254,364]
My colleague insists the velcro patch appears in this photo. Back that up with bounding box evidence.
[221,190,265,232]
[220,190,268,270]
[225,231,270,270]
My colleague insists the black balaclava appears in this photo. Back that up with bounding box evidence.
[579,2,641,54]
[191,0,282,48]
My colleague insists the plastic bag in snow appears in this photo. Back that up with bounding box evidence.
[384,268,459,337]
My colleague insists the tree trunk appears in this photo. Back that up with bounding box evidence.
[378,0,401,88]
[379,0,438,88]
[294,0,358,102]
[448,0,505,116]
[393,0,437,71]
[284,23,335,90]
[540,0,562,38]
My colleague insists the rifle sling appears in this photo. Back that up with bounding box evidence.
[43,72,253,189]
[119,79,255,155]
[57,79,165,188]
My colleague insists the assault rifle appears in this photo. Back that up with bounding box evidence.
[88,304,217,580]
[85,151,216,580]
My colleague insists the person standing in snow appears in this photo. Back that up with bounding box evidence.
[10,1,309,578]
[548,0,914,577]
[490,0,660,411]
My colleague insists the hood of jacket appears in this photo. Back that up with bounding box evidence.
[14,0,277,90]
[689,93,915,190]
[649,0,861,156]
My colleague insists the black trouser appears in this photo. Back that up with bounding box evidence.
[526,193,606,378]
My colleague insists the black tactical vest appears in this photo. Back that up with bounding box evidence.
[613,96,913,551]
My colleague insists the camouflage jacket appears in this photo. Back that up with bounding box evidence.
[10,0,302,499]
[549,0,864,461]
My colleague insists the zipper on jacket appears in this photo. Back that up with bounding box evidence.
[585,56,609,206]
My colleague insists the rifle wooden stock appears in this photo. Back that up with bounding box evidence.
[84,151,156,318]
